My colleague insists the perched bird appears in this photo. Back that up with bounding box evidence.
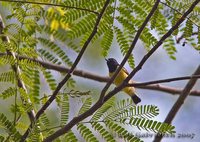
[105,58,141,104]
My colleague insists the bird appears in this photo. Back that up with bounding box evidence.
[105,58,141,104]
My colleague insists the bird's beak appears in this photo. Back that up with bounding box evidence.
[105,58,108,61]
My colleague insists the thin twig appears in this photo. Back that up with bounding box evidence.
[176,32,198,43]
[127,75,200,87]
[43,1,160,141]
[138,84,200,96]
[20,0,111,141]
[112,0,117,26]
[0,0,99,15]
[0,52,199,96]
[153,65,200,142]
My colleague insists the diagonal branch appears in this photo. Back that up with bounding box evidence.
[20,0,111,141]
[1,52,199,96]
[43,1,161,141]
[153,65,200,142]
[0,0,99,15]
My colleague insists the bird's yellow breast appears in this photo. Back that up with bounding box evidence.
[109,69,135,95]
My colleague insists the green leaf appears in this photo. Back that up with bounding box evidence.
[38,48,62,65]
[60,94,69,125]
[103,98,133,120]
[0,135,4,142]
[38,38,72,66]
[171,12,180,35]
[183,19,193,38]
[0,113,21,141]
[64,130,78,142]
[78,97,92,115]
[105,120,142,142]
[91,122,115,142]
[0,87,17,99]
[0,55,16,66]
[0,71,15,83]
[151,9,159,30]
[91,96,115,121]
[29,69,40,103]
[42,69,57,91]
[127,118,176,134]
[101,27,114,57]
[77,123,98,142]
[104,99,159,122]
[114,26,135,68]
[67,14,96,39]
[163,37,177,60]
[40,113,51,128]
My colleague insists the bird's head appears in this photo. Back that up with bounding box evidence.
[105,58,119,73]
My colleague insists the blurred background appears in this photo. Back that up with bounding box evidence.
[0,2,200,142]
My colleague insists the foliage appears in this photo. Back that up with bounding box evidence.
[0,0,199,141]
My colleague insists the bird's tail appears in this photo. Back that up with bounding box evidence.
[131,94,141,104]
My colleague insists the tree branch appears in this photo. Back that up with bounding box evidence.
[43,1,161,141]
[20,0,111,141]
[0,0,99,15]
[0,53,109,83]
[128,75,200,87]
[1,52,199,96]
[153,65,200,142]
[138,84,200,97]
[176,32,198,43]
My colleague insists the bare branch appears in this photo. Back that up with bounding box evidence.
[138,84,200,96]
[128,75,200,87]
[1,52,199,96]
[153,65,200,142]
[0,0,99,15]
[20,0,111,141]
[176,32,198,43]
[0,53,109,83]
